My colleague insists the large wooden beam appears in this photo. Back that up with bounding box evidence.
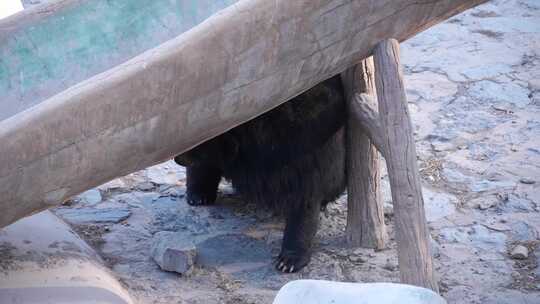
[0,0,487,228]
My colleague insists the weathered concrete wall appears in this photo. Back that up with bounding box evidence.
[0,0,238,121]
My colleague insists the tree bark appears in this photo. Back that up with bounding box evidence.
[341,59,386,249]
[373,39,437,292]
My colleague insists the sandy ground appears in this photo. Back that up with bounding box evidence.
[52,0,540,303]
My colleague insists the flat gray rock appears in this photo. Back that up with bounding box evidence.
[55,207,131,224]
[150,231,197,275]
[77,189,102,206]
[423,188,457,222]
[196,233,271,270]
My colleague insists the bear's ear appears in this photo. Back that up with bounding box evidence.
[174,154,191,166]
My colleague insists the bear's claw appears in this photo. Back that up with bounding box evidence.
[186,192,216,206]
[275,251,310,273]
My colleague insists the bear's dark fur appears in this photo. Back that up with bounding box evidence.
[174,75,347,272]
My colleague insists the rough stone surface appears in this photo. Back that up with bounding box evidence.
[150,231,197,275]
[423,188,457,222]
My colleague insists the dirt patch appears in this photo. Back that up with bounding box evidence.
[509,241,540,291]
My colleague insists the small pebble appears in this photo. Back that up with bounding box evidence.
[519,178,535,185]
[348,255,366,263]
[475,200,495,210]
[151,231,197,275]
[137,182,155,191]
[383,262,397,272]
[383,202,394,216]
[510,245,529,260]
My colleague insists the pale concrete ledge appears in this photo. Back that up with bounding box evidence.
[0,211,134,304]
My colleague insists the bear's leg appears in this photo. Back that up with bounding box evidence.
[276,200,321,273]
[185,165,222,206]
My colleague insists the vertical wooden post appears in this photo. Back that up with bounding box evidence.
[341,59,386,249]
[373,39,437,292]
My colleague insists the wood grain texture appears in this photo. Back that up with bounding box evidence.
[373,39,437,291]
[0,0,487,228]
[341,60,386,249]
[349,93,386,155]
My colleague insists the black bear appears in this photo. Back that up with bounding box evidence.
[174,75,347,273]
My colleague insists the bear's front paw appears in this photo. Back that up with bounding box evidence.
[275,249,311,273]
[186,192,216,206]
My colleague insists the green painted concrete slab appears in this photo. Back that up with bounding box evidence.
[0,0,238,121]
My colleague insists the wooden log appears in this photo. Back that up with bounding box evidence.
[349,94,386,155]
[0,0,487,228]
[373,39,437,291]
[341,59,386,249]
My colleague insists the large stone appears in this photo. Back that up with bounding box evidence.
[509,245,528,260]
[273,280,447,304]
[150,231,197,275]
